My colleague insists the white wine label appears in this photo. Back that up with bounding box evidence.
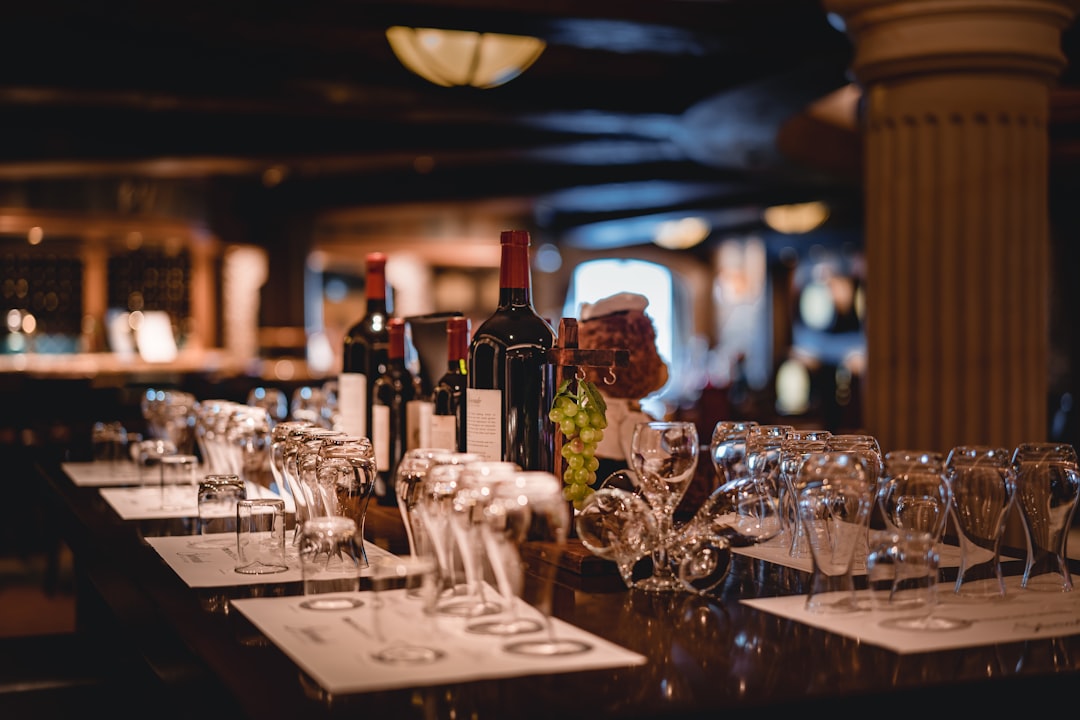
[372,404,390,471]
[465,388,502,462]
[406,399,433,451]
[337,372,368,438]
[429,415,456,451]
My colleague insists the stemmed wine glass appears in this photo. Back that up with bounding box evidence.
[710,420,759,484]
[576,487,659,588]
[744,424,796,546]
[491,471,592,657]
[630,421,700,593]
[367,555,446,665]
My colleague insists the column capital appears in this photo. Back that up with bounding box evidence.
[823,0,1080,84]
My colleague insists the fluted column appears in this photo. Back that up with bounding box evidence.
[825,0,1079,453]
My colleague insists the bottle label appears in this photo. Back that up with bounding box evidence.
[373,404,390,472]
[338,372,368,438]
[465,388,502,462]
[406,399,433,451]
[429,415,457,451]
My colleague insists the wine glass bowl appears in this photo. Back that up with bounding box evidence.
[879,450,950,543]
[709,420,759,484]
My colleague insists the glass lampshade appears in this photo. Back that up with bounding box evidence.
[386,26,545,89]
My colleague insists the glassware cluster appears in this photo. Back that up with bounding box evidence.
[577,420,1080,604]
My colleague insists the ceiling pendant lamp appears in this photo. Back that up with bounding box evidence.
[386,26,545,89]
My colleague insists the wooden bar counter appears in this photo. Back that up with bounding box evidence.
[33,451,1080,719]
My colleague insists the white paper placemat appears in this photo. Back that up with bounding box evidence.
[733,536,964,574]
[144,533,398,587]
[742,575,1080,654]
[232,590,647,694]
[63,460,147,487]
[100,482,289,520]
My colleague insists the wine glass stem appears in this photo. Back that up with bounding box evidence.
[652,512,676,581]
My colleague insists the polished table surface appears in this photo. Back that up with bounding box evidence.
[36,453,1080,719]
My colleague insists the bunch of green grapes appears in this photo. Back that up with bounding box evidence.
[548,378,607,510]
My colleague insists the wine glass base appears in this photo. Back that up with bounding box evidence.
[436,598,501,617]
[503,638,592,657]
[465,617,543,636]
[299,596,365,611]
[880,615,972,632]
[633,574,686,593]
[372,645,445,665]
[187,536,234,550]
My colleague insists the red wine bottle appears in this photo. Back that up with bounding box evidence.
[340,252,390,440]
[430,316,470,451]
[372,317,420,505]
[466,230,556,471]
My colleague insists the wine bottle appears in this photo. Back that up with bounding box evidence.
[372,317,421,506]
[340,252,390,440]
[404,321,434,451]
[430,315,470,451]
[466,230,556,471]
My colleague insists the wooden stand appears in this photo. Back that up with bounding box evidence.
[546,317,629,485]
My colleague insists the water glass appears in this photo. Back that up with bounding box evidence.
[91,421,128,464]
[158,453,198,512]
[297,515,365,610]
[193,474,247,548]
[235,498,289,575]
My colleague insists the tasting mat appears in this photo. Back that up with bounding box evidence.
[232,590,647,694]
[733,536,964,575]
[742,574,1080,654]
[100,482,290,520]
[144,533,398,587]
[63,460,148,487]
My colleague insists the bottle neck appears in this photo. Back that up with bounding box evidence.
[498,242,532,307]
[367,259,387,308]
[389,335,404,361]
[446,319,468,365]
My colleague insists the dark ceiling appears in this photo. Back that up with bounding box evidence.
[6,0,1073,251]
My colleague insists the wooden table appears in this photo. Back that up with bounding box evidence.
[35,451,1080,719]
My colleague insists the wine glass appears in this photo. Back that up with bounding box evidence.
[630,421,699,593]
[291,385,329,427]
[443,461,520,617]
[367,555,446,665]
[879,450,950,543]
[681,471,783,549]
[829,434,885,552]
[492,471,592,657]
[744,424,795,546]
[576,487,659,588]
[316,435,377,567]
[247,386,289,426]
[228,404,274,489]
[415,462,471,613]
[796,451,873,613]
[944,445,1015,599]
[709,420,759,484]
[394,449,481,557]
[779,429,831,558]
[268,419,315,528]
[1012,442,1080,592]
